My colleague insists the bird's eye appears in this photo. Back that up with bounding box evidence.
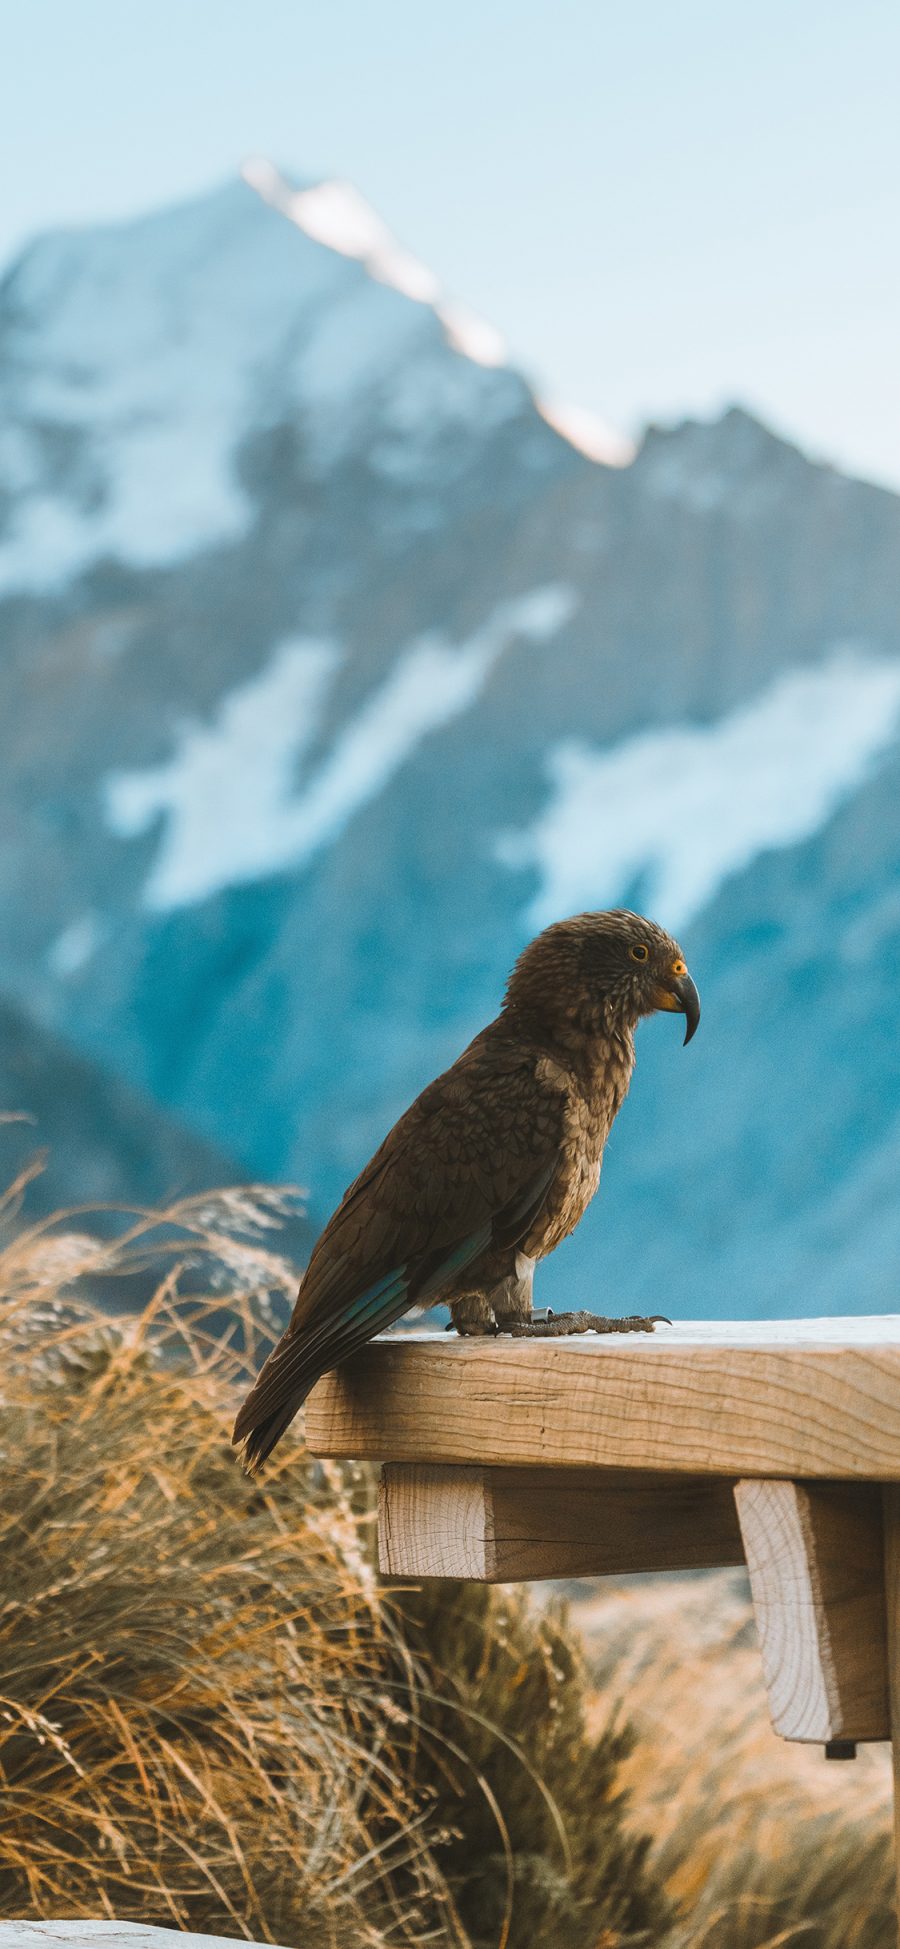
[630,943,649,962]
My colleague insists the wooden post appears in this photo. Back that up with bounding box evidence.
[734,1480,888,1742]
[882,1484,900,1935]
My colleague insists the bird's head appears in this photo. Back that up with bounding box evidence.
[504,910,700,1048]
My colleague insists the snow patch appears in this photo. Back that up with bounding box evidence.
[440,303,507,369]
[105,637,338,910]
[243,160,439,303]
[272,587,575,878]
[245,158,508,369]
[47,913,106,978]
[0,170,513,598]
[497,647,900,932]
[105,588,576,912]
[0,183,348,594]
[290,181,440,307]
[289,277,426,446]
[0,163,616,596]
[538,398,634,467]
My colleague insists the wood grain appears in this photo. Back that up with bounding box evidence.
[734,1480,888,1742]
[882,1485,900,1930]
[306,1321,900,1479]
[378,1463,745,1580]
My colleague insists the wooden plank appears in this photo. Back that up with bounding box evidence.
[378,1462,745,1579]
[882,1484,900,1936]
[734,1479,888,1742]
[306,1319,900,1479]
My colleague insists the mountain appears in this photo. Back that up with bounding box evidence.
[2,166,900,1318]
[0,994,236,1217]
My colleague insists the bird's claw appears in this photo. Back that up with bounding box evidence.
[501,1310,670,1337]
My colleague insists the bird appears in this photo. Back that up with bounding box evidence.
[233,909,700,1471]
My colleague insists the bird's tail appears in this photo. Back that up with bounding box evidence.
[232,1266,410,1472]
[233,1217,499,1472]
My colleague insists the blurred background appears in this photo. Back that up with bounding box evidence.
[2,0,900,1317]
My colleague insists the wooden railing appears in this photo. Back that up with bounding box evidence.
[306,1317,900,1931]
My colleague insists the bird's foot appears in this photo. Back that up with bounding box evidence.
[502,1308,671,1337]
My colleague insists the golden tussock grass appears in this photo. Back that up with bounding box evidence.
[577,1571,895,1947]
[0,1176,667,1949]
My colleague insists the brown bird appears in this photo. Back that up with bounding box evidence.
[233,910,700,1471]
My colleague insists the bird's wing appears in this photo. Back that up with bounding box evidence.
[232,1031,565,1469]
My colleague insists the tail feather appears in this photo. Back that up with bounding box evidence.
[233,1218,497,1473]
[233,1268,410,1472]
[237,1400,304,1475]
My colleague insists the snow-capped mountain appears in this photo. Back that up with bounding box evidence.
[2,167,900,1316]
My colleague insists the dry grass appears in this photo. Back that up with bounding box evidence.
[2,1161,896,1947]
[576,1573,895,1948]
[0,1176,668,1949]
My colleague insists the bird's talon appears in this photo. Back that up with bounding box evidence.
[603,1314,671,1334]
[500,1309,670,1338]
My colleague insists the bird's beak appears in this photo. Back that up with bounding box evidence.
[654,970,701,1045]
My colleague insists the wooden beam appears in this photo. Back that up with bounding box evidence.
[882,1485,900,1933]
[379,1463,745,1580]
[306,1319,900,1480]
[734,1479,889,1743]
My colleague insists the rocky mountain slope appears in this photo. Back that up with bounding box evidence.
[2,166,900,1316]
[0,996,236,1218]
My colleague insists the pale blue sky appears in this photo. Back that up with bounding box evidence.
[4,0,899,486]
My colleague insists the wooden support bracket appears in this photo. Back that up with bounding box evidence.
[378,1462,745,1581]
[734,1479,889,1743]
[881,1485,900,1927]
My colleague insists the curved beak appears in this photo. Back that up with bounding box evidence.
[655,971,701,1045]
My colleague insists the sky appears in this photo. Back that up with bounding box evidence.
[3,0,900,488]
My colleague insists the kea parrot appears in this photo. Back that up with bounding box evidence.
[234,909,700,1471]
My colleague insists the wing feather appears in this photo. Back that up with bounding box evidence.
[233,1025,566,1470]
